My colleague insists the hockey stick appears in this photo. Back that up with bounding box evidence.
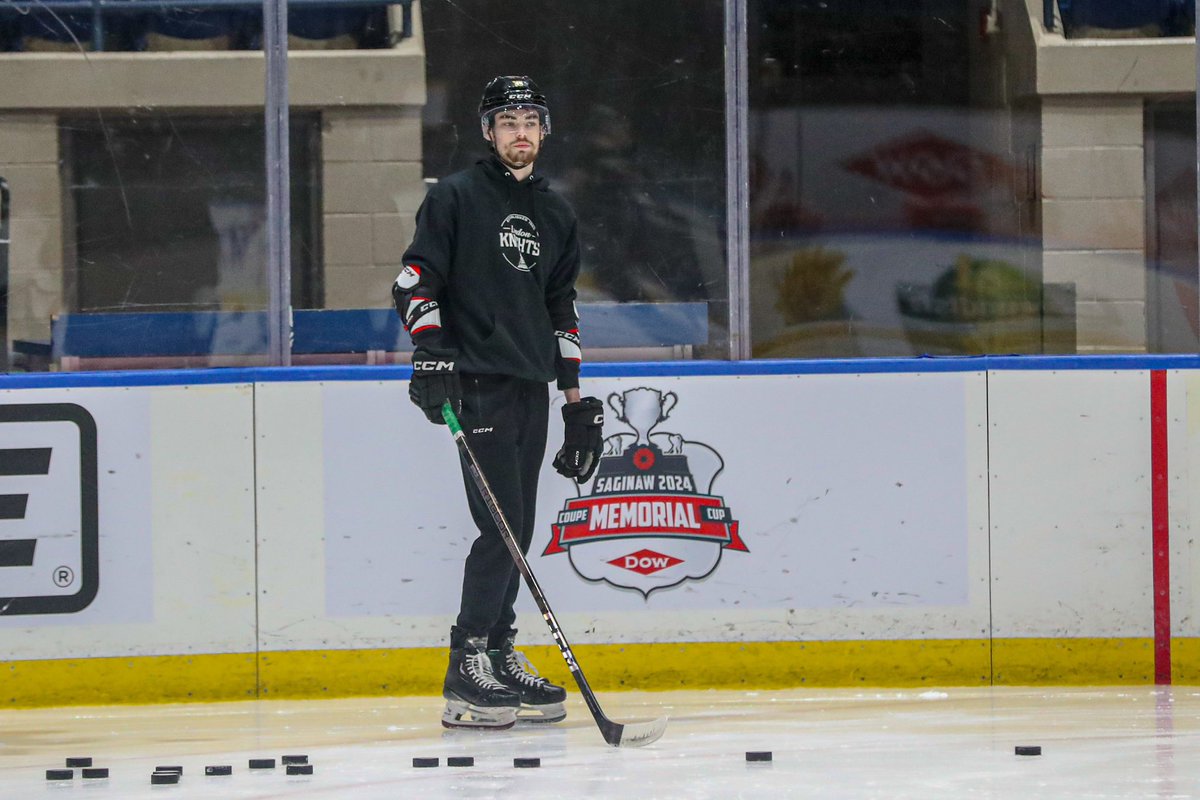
[442,401,667,748]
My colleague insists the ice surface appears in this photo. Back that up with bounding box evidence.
[1,687,1197,799]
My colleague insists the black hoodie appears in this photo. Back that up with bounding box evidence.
[401,157,581,389]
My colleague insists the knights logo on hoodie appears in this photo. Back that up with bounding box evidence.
[499,213,539,272]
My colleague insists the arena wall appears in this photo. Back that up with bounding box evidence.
[1,357,1196,706]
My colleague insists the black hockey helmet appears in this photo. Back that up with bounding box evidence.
[478,75,551,135]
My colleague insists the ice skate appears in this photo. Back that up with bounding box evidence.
[489,633,567,724]
[441,635,520,730]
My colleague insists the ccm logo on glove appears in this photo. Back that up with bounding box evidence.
[553,397,605,483]
[413,360,455,372]
[409,346,462,425]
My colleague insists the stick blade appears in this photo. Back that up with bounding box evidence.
[604,716,668,748]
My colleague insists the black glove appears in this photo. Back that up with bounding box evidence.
[409,345,461,425]
[553,397,604,483]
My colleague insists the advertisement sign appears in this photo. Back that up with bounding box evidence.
[0,403,97,615]
[322,372,972,622]
[749,108,1060,359]
[0,389,153,628]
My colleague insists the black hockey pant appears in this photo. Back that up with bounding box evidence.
[453,373,549,648]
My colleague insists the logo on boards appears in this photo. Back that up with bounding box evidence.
[544,387,746,598]
[0,403,99,615]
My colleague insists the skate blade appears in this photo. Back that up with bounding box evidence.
[441,700,518,730]
[516,702,566,724]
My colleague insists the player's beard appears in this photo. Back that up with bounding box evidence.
[498,138,539,170]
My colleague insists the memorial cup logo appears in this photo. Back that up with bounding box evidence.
[544,388,746,598]
[499,213,539,272]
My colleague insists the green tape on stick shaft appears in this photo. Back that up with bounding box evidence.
[442,402,463,435]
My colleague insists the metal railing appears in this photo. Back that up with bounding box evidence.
[1,0,412,51]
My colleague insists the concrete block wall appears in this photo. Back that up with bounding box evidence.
[321,108,426,309]
[1040,97,1147,352]
[1015,0,1196,353]
[0,115,64,349]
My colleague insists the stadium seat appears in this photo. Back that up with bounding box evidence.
[287,6,371,49]
[0,12,18,52]
[1059,0,1174,37]
[242,5,388,50]
[1171,0,1194,34]
[18,10,94,51]
[140,9,238,51]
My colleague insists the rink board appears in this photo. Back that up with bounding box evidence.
[0,357,1196,704]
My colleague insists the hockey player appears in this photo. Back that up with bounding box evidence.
[392,76,605,730]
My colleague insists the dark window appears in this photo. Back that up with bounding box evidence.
[1147,100,1199,352]
[63,113,321,314]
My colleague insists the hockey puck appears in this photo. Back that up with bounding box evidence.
[150,771,180,785]
[513,757,541,768]
[66,757,92,768]
[746,751,773,762]
[205,765,233,776]
[249,758,276,769]
[287,764,314,775]
[155,765,183,774]
[1015,745,1042,756]
[46,769,73,781]
[81,768,109,779]
[281,754,308,765]
[447,756,474,767]
[412,757,439,768]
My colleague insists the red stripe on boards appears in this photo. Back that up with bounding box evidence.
[1150,370,1171,685]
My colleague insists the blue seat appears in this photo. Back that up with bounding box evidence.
[19,10,94,51]
[1171,0,1194,34]
[148,9,234,39]
[49,304,710,367]
[140,9,239,50]
[243,5,386,50]
[0,11,19,52]
[1059,0,1172,35]
[289,7,372,42]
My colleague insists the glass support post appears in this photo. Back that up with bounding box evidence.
[264,0,292,365]
[725,0,750,360]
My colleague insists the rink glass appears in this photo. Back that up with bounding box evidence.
[0,1,1195,370]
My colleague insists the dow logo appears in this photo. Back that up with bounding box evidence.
[0,404,98,615]
[608,549,683,576]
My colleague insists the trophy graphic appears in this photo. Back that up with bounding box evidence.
[609,388,677,448]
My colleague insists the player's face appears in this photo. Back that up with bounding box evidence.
[486,109,543,169]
